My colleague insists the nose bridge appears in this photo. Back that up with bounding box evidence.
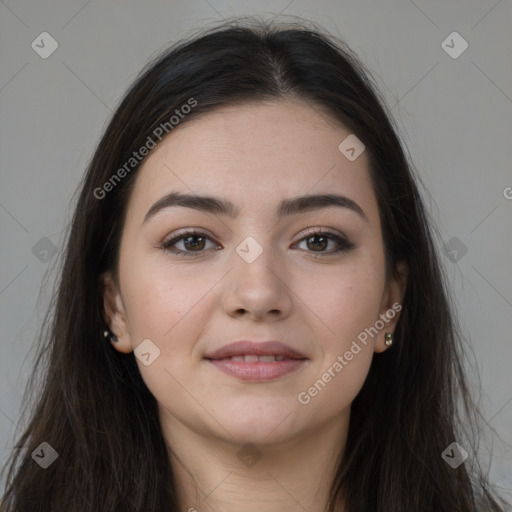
[234,232,280,291]
[224,231,292,319]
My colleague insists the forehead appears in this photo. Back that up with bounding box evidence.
[126,98,378,224]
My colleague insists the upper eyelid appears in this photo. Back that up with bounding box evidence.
[162,228,351,255]
[163,226,347,243]
[162,227,214,243]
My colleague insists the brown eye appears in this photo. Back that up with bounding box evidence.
[294,229,354,255]
[305,234,328,251]
[181,235,206,251]
[161,229,219,257]
[161,228,353,258]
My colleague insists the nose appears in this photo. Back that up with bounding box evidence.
[222,242,293,322]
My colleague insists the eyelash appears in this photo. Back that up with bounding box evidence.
[160,228,354,258]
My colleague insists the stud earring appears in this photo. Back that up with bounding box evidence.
[103,330,118,343]
[384,332,393,347]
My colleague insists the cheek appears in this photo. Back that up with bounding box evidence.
[121,263,210,423]
[295,269,381,417]
[120,252,211,341]
[296,257,386,346]
[302,260,386,412]
[118,254,217,389]
[300,345,373,420]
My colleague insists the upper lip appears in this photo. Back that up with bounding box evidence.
[204,340,307,360]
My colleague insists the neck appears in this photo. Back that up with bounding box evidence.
[159,409,349,512]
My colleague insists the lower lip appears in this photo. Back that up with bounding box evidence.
[207,358,306,381]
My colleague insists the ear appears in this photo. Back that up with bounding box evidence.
[100,271,133,354]
[374,260,408,353]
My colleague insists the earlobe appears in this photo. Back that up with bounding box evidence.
[375,260,408,353]
[99,271,132,353]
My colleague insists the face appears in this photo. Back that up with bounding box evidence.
[102,98,406,447]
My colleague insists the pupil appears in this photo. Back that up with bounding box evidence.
[309,235,326,251]
[185,236,205,251]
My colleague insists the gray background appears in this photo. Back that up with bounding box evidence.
[1,0,511,501]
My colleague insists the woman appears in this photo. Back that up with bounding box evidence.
[1,16,508,512]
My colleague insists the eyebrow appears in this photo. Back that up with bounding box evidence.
[143,191,368,224]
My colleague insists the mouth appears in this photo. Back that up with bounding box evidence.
[204,340,308,382]
[212,354,292,362]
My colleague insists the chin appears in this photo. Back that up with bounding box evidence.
[209,399,304,445]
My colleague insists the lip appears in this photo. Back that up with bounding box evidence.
[204,340,307,360]
[204,340,308,382]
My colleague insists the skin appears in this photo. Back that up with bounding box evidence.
[102,98,407,512]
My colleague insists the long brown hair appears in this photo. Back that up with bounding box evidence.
[1,16,509,511]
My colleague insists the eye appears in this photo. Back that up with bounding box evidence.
[161,229,220,257]
[292,228,354,256]
[160,227,354,258]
